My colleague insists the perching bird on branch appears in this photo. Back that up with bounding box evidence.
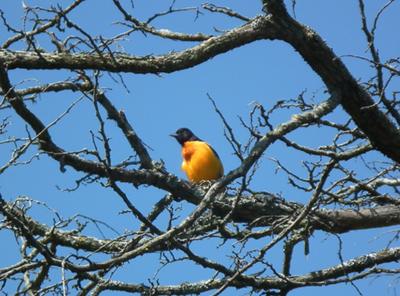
[171,128,224,182]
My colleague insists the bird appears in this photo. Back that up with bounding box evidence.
[170,128,224,183]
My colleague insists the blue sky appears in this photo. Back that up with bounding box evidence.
[1,0,399,295]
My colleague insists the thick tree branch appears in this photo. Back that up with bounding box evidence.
[0,16,273,73]
[317,204,400,232]
[2,192,399,263]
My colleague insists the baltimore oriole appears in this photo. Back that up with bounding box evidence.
[170,128,224,182]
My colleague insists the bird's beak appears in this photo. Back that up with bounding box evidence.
[170,133,178,138]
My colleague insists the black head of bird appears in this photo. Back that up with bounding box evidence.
[170,127,201,146]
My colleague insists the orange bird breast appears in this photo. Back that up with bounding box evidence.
[181,141,224,182]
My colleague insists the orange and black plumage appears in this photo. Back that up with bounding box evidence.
[170,128,224,182]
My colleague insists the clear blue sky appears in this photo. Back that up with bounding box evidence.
[1,0,399,295]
